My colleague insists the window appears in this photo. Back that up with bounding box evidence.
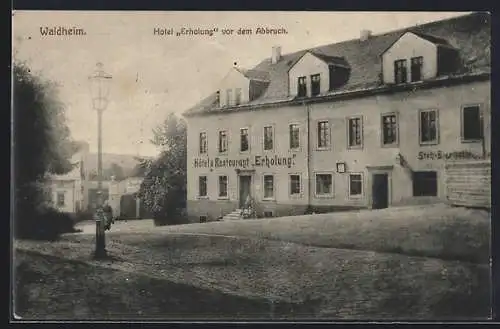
[297,76,307,97]
[218,130,228,153]
[349,174,363,196]
[290,175,301,195]
[198,176,207,197]
[226,89,233,106]
[289,124,300,149]
[315,173,333,196]
[348,117,363,148]
[394,59,407,84]
[199,216,207,223]
[218,176,228,198]
[382,113,398,145]
[234,88,242,105]
[311,74,321,96]
[240,128,249,152]
[263,175,274,199]
[411,56,423,82]
[462,105,483,141]
[317,121,330,148]
[199,132,207,154]
[412,171,437,197]
[419,110,438,144]
[57,192,65,207]
[263,126,273,150]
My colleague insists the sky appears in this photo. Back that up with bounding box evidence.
[12,11,469,157]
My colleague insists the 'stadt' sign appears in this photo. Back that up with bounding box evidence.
[193,154,297,169]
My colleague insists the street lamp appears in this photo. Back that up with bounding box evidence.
[89,62,112,259]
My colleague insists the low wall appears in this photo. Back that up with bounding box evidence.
[444,160,491,209]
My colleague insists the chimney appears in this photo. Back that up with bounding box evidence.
[360,29,372,42]
[271,46,282,64]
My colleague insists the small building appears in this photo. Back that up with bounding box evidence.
[183,13,491,223]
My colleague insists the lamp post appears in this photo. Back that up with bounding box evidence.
[89,62,112,259]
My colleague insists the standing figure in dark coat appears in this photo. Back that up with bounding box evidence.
[103,200,114,231]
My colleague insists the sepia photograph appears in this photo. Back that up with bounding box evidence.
[11,10,491,321]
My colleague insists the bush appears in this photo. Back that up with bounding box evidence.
[16,206,77,241]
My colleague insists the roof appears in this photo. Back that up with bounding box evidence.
[308,52,351,69]
[234,67,270,81]
[184,12,490,117]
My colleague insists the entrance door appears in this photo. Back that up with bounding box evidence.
[372,173,389,209]
[239,175,252,208]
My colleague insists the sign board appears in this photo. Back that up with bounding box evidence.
[193,154,297,169]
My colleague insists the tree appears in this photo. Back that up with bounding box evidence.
[103,162,125,181]
[13,62,76,239]
[137,113,187,225]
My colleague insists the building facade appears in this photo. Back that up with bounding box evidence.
[183,13,491,222]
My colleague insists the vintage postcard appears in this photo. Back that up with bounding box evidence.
[11,10,492,321]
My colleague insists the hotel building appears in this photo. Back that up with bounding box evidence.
[183,12,491,222]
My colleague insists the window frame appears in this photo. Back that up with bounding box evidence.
[394,59,408,84]
[218,129,229,154]
[289,123,301,151]
[217,175,229,200]
[381,112,399,147]
[311,73,321,96]
[289,173,302,198]
[461,104,484,143]
[348,173,364,198]
[297,76,307,97]
[412,171,438,197]
[347,116,363,149]
[56,191,65,207]
[410,56,423,82]
[263,125,275,152]
[199,131,208,154]
[226,89,233,106]
[234,88,242,106]
[418,109,439,146]
[262,174,275,201]
[314,172,334,198]
[239,127,250,153]
[316,120,331,150]
[198,175,208,199]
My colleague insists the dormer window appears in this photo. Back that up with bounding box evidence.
[297,76,307,97]
[394,59,407,84]
[411,56,423,82]
[311,74,321,96]
[234,88,242,105]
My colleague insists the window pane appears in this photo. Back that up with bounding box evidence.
[316,174,332,195]
[318,121,329,147]
[382,114,397,144]
[412,171,437,196]
[240,128,249,151]
[463,106,482,140]
[219,176,228,197]
[349,174,362,195]
[290,124,299,149]
[420,110,437,143]
[219,131,227,152]
[264,126,273,150]
[199,132,207,153]
[199,176,207,197]
[290,175,301,194]
[264,175,274,198]
[349,118,362,147]
[235,88,242,105]
[298,76,307,97]
[311,74,321,96]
